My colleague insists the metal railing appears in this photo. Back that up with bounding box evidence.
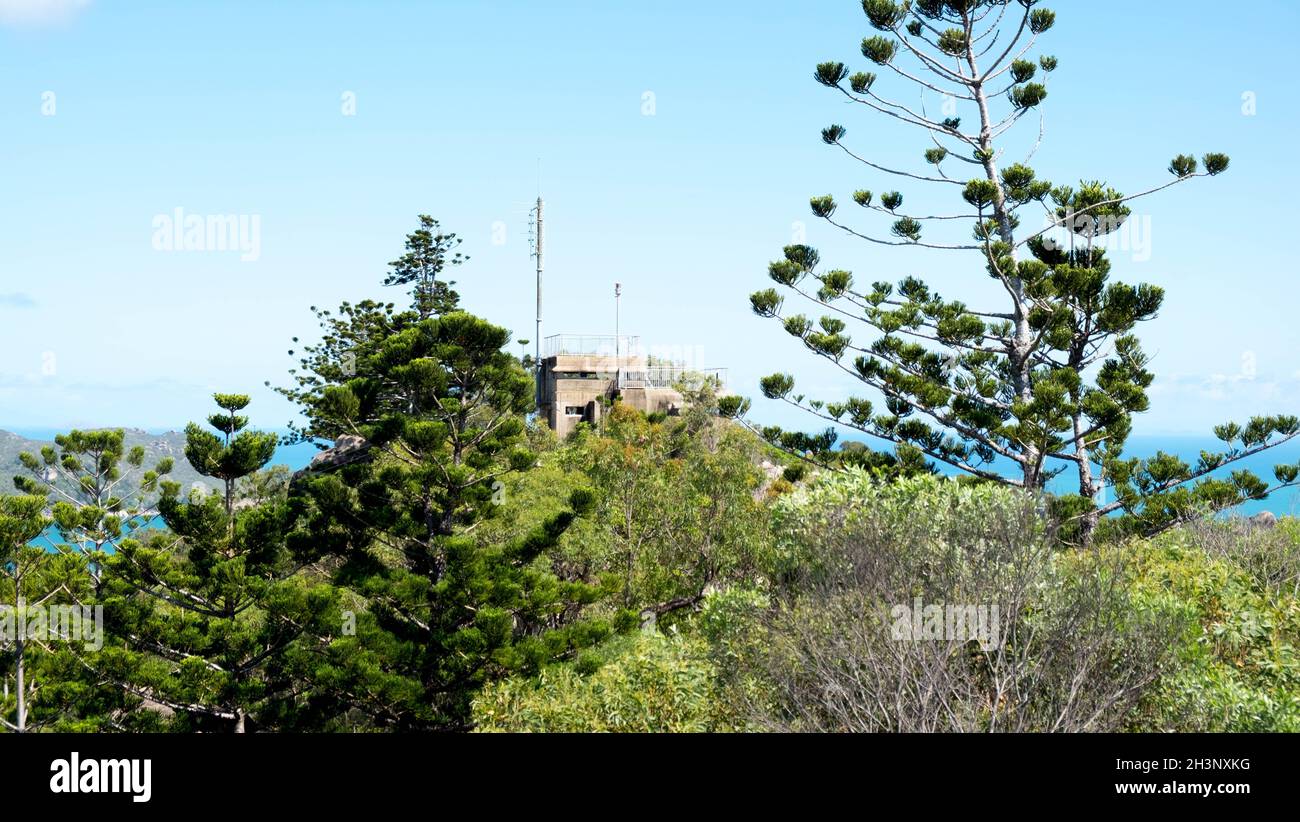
[544,334,642,358]
[619,367,727,389]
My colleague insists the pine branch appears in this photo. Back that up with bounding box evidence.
[822,214,979,250]
[778,395,1012,483]
[1097,431,1300,517]
[828,134,970,184]
[978,4,1034,82]
[1017,173,1214,250]
[801,344,1025,466]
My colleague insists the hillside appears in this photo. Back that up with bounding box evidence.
[0,428,206,501]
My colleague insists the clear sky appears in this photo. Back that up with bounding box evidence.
[2,0,1297,438]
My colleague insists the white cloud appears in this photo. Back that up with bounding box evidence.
[0,293,37,308]
[1144,371,1300,432]
[0,0,91,27]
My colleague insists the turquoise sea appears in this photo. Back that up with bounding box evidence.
[8,429,321,471]
[23,433,1300,553]
[910,434,1300,518]
[24,438,319,554]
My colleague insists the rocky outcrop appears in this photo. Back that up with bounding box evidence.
[292,434,372,482]
[1247,511,1278,529]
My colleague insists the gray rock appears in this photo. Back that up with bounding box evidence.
[1247,511,1278,529]
[293,434,372,482]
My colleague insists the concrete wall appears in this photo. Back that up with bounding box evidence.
[540,353,684,438]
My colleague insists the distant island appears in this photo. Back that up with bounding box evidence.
[0,428,315,502]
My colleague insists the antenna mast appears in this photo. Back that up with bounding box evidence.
[614,282,622,390]
[530,196,544,406]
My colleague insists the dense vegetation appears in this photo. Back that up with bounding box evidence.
[472,471,1300,733]
[6,408,1296,733]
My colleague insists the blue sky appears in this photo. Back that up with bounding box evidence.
[1,0,1298,440]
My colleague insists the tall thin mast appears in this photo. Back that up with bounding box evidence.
[532,196,544,406]
[614,282,622,390]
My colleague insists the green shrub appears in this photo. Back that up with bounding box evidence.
[472,632,737,732]
[1126,531,1300,732]
[769,469,1052,585]
[748,472,1178,732]
[1178,516,1300,598]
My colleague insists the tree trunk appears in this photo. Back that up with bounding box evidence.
[1071,390,1101,546]
[1078,507,1100,547]
[15,636,26,733]
[970,75,1039,491]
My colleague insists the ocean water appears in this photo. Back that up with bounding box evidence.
[919,434,1300,518]
[25,433,1299,553]
[1104,436,1297,517]
[25,439,318,553]
[7,428,320,473]
[33,515,168,555]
